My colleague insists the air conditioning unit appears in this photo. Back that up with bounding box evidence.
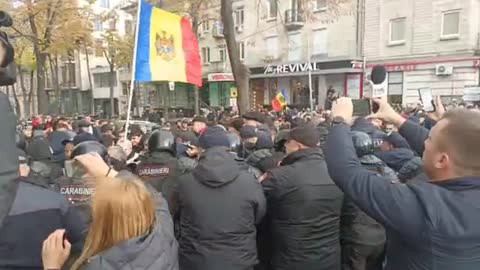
[235,25,244,33]
[435,64,453,76]
[263,55,274,63]
[212,22,224,38]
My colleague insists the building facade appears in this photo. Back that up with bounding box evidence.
[198,0,365,109]
[364,0,480,105]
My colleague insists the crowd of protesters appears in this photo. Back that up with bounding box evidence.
[3,14,480,270]
[0,87,479,270]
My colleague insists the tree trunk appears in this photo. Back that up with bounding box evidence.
[49,54,61,114]
[109,64,115,117]
[28,70,34,116]
[36,53,49,114]
[191,19,200,115]
[18,66,30,118]
[194,85,200,116]
[11,85,21,117]
[84,44,95,115]
[221,0,250,114]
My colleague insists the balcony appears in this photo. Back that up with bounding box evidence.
[284,9,305,31]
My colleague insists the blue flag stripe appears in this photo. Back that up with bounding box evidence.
[134,1,153,82]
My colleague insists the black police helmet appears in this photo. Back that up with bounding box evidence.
[71,141,108,161]
[147,130,175,154]
[16,131,27,151]
[351,131,374,158]
[226,132,241,153]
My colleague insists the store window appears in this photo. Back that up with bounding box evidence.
[387,72,403,104]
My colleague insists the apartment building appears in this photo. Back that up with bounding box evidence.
[364,0,480,105]
[198,0,364,109]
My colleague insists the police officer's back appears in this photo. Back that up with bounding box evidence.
[340,131,395,270]
[55,141,107,225]
[136,130,180,202]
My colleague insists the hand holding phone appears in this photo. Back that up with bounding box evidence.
[418,88,435,112]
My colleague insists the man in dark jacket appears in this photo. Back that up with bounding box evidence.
[261,126,343,270]
[136,130,181,206]
[172,127,266,270]
[0,92,87,269]
[326,97,480,270]
[341,131,395,270]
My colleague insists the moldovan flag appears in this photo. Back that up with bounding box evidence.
[135,1,202,86]
[272,91,286,112]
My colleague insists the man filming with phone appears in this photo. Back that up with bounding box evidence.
[325,96,480,270]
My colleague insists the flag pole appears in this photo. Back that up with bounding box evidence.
[125,0,143,140]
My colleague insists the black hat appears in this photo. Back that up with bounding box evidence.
[77,120,90,128]
[192,116,207,124]
[239,126,258,139]
[243,111,266,124]
[198,128,231,149]
[287,126,320,148]
[71,141,108,161]
[73,132,97,146]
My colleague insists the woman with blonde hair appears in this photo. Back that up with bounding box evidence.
[41,153,179,270]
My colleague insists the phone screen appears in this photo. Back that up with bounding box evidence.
[419,88,435,112]
[352,99,371,116]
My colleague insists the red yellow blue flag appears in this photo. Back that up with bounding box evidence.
[135,1,202,86]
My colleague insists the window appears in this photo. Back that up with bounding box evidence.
[389,18,406,44]
[267,0,278,20]
[442,10,460,39]
[235,8,244,31]
[312,28,327,55]
[219,47,226,62]
[125,20,133,35]
[93,72,117,88]
[94,17,103,31]
[61,63,76,86]
[314,0,327,11]
[387,72,403,104]
[109,20,116,31]
[239,42,245,60]
[265,36,278,58]
[288,33,301,61]
[201,47,210,64]
[99,0,109,8]
[291,0,301,10]
[95,40,104,57]
[201,19,210,33]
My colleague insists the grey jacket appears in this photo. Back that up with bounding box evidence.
[81,186,179,270]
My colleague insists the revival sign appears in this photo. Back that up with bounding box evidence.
[264,62,320,75]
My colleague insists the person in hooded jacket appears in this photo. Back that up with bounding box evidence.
[376,133,424,182]
[136,130,182,206]
[261,126,343,270]
[340,131,396,270]
[326,96,480,270]
[171,127,266,270]
[42,153,178,270]
[0,92,87,270]
[240,126,278,174]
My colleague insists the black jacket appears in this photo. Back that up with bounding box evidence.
[376,148,423,182]
[340,155,394,246]
[0,179,87,269]
[325,120,480,270]
[136,151,181,204]
[262,148,343,270]
[80,183,178,270]
[173,147,266,270]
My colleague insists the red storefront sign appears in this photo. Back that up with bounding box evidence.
[385,64,417,72]
[208,73,235,82]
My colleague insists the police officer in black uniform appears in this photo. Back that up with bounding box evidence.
[136,129,180,203]
[340,131,396,270]
[55,141,108,225]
